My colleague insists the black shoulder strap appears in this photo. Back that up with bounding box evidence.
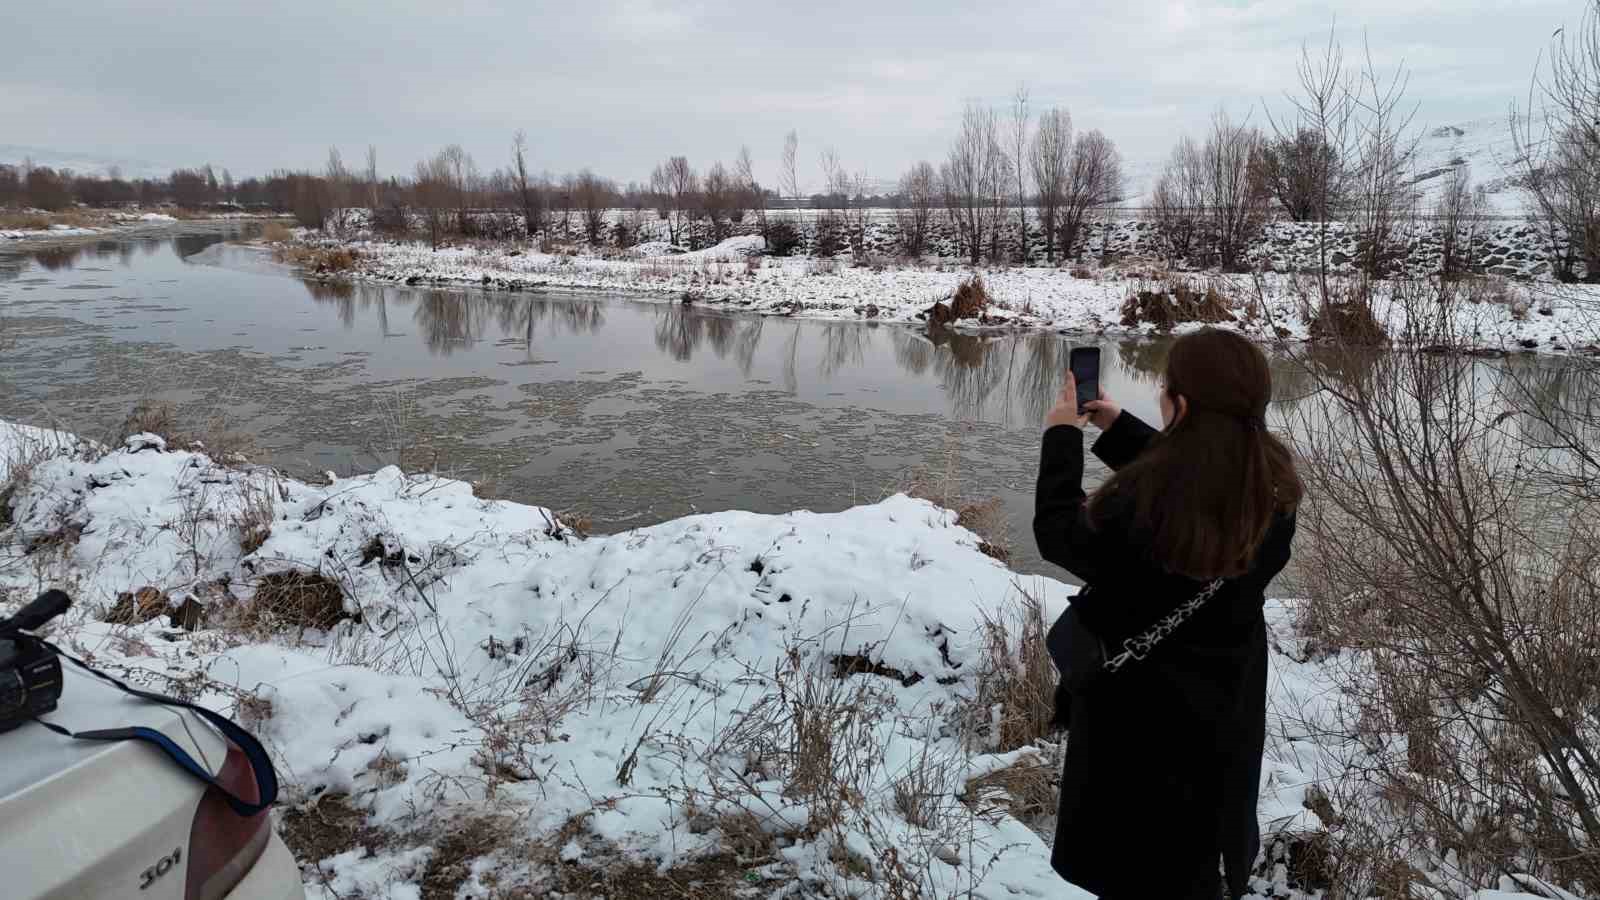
[1102,578,1226,672]
[31,641,277,817]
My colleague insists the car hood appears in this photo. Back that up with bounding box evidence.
[0,664,224,803]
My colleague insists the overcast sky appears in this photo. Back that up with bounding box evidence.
[1,0,1584,186]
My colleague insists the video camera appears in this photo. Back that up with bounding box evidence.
[0,590,71,734]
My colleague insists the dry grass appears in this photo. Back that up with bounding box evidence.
[417,816,521,900]
[963,749,1058,825]
[274,242,360,274]
[0,210,101,231]
[104,586,170,625]
[898,451,1013,563]
[928,274,992,326]
[233,476,277,555]
[972,593,1058,752]
[120,399,178,444]
[235,569,350,635]
[260,221,293,243]
[1119,278,1236,329]
[955,498,1011,563]
[116,400,258,463]
[0,212,52,231]
[1308,300,1389,346]
[278,793,391,870]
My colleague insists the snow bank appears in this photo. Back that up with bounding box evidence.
[1,226,100,239]
[310,237,1600,356]
[0,419,1569,899]
[0,419,1089,897]
[138,212,177,222]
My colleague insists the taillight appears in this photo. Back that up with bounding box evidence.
[185,742,271,900]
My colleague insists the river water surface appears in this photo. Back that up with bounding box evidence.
[0,224,1581,582]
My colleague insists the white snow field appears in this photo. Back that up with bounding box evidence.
[0,419,1578,899]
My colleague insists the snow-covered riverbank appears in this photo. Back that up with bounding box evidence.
[0,210,283,242]
[0,419,1576,899]
[289,234,1600,357]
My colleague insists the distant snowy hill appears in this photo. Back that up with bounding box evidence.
[1118,116,1530,217]
[0,145,172,180]
[1407,115,1526,215]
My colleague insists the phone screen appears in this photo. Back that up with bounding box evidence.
[1069,347,1100,414]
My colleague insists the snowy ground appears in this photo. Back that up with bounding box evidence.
[299,234,1600,357]
[0,420,1576,899]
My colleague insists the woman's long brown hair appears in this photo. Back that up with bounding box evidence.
[1088,329,1303,580]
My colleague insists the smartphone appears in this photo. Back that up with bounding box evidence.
[1069,347,1100,415]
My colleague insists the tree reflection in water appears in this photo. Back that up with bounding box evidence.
[497,294,606,351]
[819,323,871,377]
[298,282,611,356]
[891,329,1064,424]
[652,304,760,368]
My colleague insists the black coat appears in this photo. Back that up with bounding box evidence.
[1034,412,1295,900]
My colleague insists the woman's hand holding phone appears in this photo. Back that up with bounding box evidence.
[1046,374,1120,431]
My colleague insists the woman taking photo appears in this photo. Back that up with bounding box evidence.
[1035,328,1301,900]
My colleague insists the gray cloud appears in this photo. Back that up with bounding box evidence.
[1,0,1583,185]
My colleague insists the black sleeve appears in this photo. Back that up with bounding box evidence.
[1252,511,1298,585]
[1090,411,1160,471]
[1033,425,1122,584]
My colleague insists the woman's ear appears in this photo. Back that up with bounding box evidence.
[1173,393,1189,425]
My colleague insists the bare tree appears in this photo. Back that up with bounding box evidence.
[1284,285,1600,895]
[1151,136,1206,262]
[1513,2,1600,281]
[1031,107,1072,263]
[413,153,453,249]
[846,169,873,256]
[438,144,477,236]
[1434,165,1483,280]
[1010,83,1032,262]
[1202,110,1270,271]
[511,130,545,240]
[573,170,613,244]
[1059,130,1122,259]
[896,161,939,257]
[1344,37,1420,277]
[817,147,847,255]
[651,156,697,247]
[779,130,801,210]
[1149,114,1266,270]
[942,101,1007,265]
[702,161,733,241]
[364,145,379,212]
[1257,128,1342,221]
[1270,32,1356,286]
[325,147,352,234]
[734,145,764,230]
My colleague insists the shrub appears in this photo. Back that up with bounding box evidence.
[927,275,992,326]
[1118,279,1234,329]
[812,213,846,257]
[1283,335,1600,894]
[1308,300,1388,346]
[763,219,803,257]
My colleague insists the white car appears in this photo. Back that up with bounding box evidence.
[0,665,304,900]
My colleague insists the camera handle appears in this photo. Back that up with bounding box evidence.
[30,639,278,818]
